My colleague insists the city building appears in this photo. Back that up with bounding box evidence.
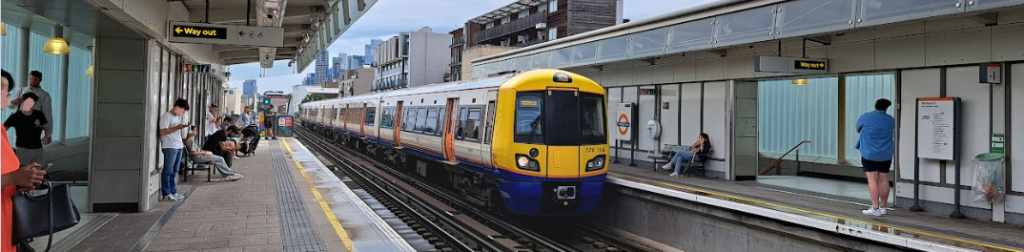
[365,39,383,66]
[466,0,621,48]
[332,56,344,81]
[303,73,316,86]
[288,85,339,116]
[315,50,330,85]
[339,67,374,97]
[448,0,621,81]
[347,55,365,70]
[372,27,452,91]
[242,79,258,98]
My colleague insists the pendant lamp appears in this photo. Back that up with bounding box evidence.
[43,26,70,55]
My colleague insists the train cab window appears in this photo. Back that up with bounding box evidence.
[580,94,607,145]
[402,108,417,132]
[514,92,544,144]
[465,108,482,141]
[415,108,428,133]
[424,108,439,135]
[365,107,376,127]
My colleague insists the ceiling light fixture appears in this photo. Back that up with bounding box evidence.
[43,26,70,55]
[792,78,809,86]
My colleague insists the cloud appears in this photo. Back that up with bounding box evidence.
[229,0,718,91]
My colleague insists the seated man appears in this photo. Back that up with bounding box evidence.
[185,139,243,181]
[203,126,242,168]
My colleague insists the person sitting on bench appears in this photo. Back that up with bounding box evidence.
[661,133,711,177]
[203,126,241,168]
[184,129,243,181]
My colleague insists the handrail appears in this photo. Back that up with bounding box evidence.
[757,141,812,176]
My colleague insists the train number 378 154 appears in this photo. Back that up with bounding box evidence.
[584,147,606,153]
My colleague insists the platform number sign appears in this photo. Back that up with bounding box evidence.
[615,103,633,141]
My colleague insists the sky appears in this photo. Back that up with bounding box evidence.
[226,0,718,94]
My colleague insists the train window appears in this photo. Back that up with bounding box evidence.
[415,108,428,133]
[381,108,393,129]
[514,92,544,144]
[339,108,346,121]
[465,108,482,141]
[402,108,417,132]
[456,108,467,140]
[435,108,445,136]
[484,101,496,144]
[424,108,438,135]
[580,94,607,145]
[365,107,376,127]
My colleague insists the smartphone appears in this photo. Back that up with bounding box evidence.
[37,163,53,171]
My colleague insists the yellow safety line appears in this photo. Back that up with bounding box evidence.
[611,173,1023,252]
[282,139,355,252]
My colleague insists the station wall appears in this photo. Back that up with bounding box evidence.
[565,6,1024,222]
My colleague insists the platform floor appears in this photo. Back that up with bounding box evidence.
[45,138,413,252]
[609,163,1024,252]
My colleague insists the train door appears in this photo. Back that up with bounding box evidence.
[395,101,404,147]
[443,98,459,164]
[546,88,581,179]
[329,105,334,127]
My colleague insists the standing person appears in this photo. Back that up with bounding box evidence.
[239,106,254,127]
[4,93,52,166]
[159,98,191,201]
[1,69,47,252]
[264,107,276,140]
[8,71,53,134]
[206,104,220,137]
[856,98,895,217]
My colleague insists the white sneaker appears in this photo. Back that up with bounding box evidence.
[879,207,888,215]
[161,195,178,201]
[861,208,881,217]
[668,172,679,177]
[172,193,186,200]
[661,163,672,170]
[226,174,243,181]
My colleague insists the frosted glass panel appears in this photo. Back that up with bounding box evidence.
[845,73,895,166]
[758,77,839,163]
[859,0,963,27]
[714,5,778,47]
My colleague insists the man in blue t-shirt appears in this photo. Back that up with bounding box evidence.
[856,98,895,217]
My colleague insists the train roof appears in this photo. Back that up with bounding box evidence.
[300,73,513,107]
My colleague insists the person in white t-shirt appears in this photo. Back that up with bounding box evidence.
[159,98,191,201]
[206,104,220,136]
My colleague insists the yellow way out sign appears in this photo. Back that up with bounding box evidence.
[167,21,283,47]
[172,25,227,39]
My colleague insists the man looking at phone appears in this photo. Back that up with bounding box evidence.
[3,93,51,166]
[159,98,191,201]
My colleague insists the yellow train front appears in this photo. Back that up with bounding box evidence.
[298,69,609,215]
[491,70,609,215]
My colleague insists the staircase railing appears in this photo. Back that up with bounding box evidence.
[757,141,811,176]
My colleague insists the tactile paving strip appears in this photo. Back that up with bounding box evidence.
[271,140,328,252]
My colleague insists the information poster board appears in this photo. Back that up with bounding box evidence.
[276,116,294,137]
[916,98,958,160]
[615,103,634,141]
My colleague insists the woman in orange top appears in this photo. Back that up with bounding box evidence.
[1,69,47,252]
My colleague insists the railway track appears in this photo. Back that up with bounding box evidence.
[294,127,652,252]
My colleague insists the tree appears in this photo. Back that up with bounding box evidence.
[302,94,327,104]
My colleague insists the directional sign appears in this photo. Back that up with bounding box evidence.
[168,21,284,47]
[755,56,829,74]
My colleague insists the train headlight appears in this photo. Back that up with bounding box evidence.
[594,156,605,168]
[516,154,540,171]
[585,155,607,172]
[517,155,530,168]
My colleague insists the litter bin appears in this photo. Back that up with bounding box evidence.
[972,153,1005,203]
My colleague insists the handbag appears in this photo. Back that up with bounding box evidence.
[12,180,82,252]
